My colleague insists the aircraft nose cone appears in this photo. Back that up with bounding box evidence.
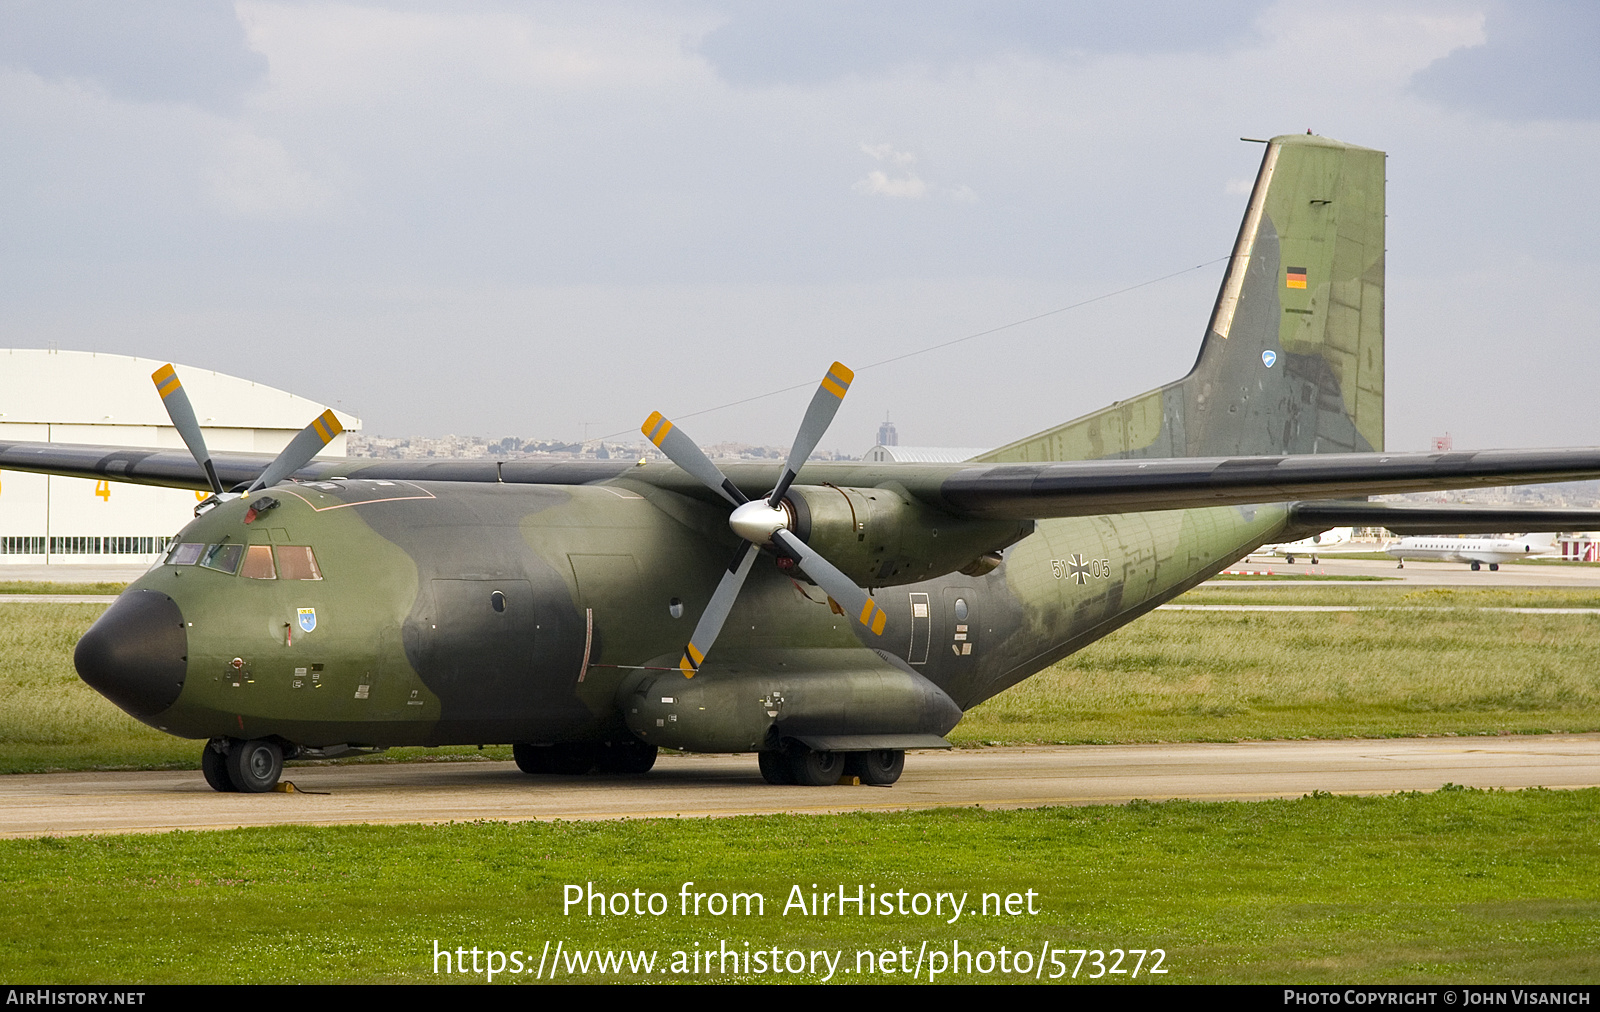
[75,590,188,719]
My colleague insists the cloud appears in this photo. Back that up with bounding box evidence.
[854,168,929,199]
[205,129,336,219]
[0,0,267,111]
[1409,1,1600,121]
[695,0,1272,87]
[852,142,973,201]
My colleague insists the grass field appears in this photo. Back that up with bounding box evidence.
[5,585,1600,984]
[2,788,1595,983]
[6,586,1600,772]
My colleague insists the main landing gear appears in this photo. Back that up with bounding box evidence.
[512,737,658,776]
[201,737,284,793]
[758,745,905,786]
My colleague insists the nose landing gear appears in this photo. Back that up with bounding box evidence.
[201,737,284,793]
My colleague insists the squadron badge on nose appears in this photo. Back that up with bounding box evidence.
[297,608,317,634]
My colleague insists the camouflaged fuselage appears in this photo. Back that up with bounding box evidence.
[120,475,1290,750]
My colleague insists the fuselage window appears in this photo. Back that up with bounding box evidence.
[276,546,322,581]
[199,543,244,575]
[241,544,277,580]
[491,590,506,613]
[168,543,204,566]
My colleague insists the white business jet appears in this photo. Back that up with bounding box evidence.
[1256,527,1355,564]
[1385,533,1557,571]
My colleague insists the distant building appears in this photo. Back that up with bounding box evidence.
[0,349,360,565]
[1558,533,1600,562]
[861,445,992,463]
[877,417,898,447]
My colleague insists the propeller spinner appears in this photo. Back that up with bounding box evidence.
[151,364,345,509]
[642,362,888,677]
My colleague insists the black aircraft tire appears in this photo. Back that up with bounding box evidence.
[847,749,905,786]
[598,738,658,775]
[201,739,236,793]
[758,751,795,785]
[512,743,554,774]
[224,738,282,793]
[1472,561,1481,571]
[1490,563,1499,571]
[789,748,844,787]
[549,744,598,775]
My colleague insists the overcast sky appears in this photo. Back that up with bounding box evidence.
[1,1,1596,454]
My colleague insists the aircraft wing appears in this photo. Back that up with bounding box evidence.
[909,447,1600,521]
[1287,501,1600,535]
[6,439,1600,524]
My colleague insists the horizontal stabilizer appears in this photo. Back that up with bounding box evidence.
[1290,501,1600,535]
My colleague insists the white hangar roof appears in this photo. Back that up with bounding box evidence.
[0,349,361,432]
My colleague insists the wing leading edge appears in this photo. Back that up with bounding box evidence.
[6,439,1600,526]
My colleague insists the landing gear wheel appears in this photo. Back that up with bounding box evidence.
[1471,561,1481,571]
[1490,563,1499,571]
[513,743,598,775]
[758,750,795,785]
[224,738,282,793]
[597,737,657,774]
[201,739,236,793]
[513,743,554,774]
[549,744,598,775]
[846,749,905,786]
[1285,555,1295,564]
[1311,554,1320,564]
[789,747,844,787]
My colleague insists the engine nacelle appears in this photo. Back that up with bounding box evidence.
[781,484,1031,588]
[621,655,962,753]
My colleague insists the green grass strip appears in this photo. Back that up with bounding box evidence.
[1,789,1595,983]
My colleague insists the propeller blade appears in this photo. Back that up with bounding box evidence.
[771,528,890,641]
[641,411,749,507]
[246,409,344,494]
[150,364,224,495]
[770,361,853,507]
[676,541,759,677]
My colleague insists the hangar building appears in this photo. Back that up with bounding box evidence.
[0,349,360,566]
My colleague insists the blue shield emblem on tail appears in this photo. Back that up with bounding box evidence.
[297,608,317,634]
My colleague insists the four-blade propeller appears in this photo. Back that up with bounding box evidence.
[150,364,344,508]
[642,362,889,678]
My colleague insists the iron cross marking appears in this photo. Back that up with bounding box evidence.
[1068,554,1091,585]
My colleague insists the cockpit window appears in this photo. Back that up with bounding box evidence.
[167,543,204,566]
[199,543,244,575]
[276,546,322,581]
[241,544,277,580]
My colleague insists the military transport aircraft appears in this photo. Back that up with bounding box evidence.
[8,133,1600,794]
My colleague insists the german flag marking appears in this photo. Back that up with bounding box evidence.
[1286,267,1307,290]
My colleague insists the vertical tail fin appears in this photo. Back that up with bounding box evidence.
[981,134,1386,462]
